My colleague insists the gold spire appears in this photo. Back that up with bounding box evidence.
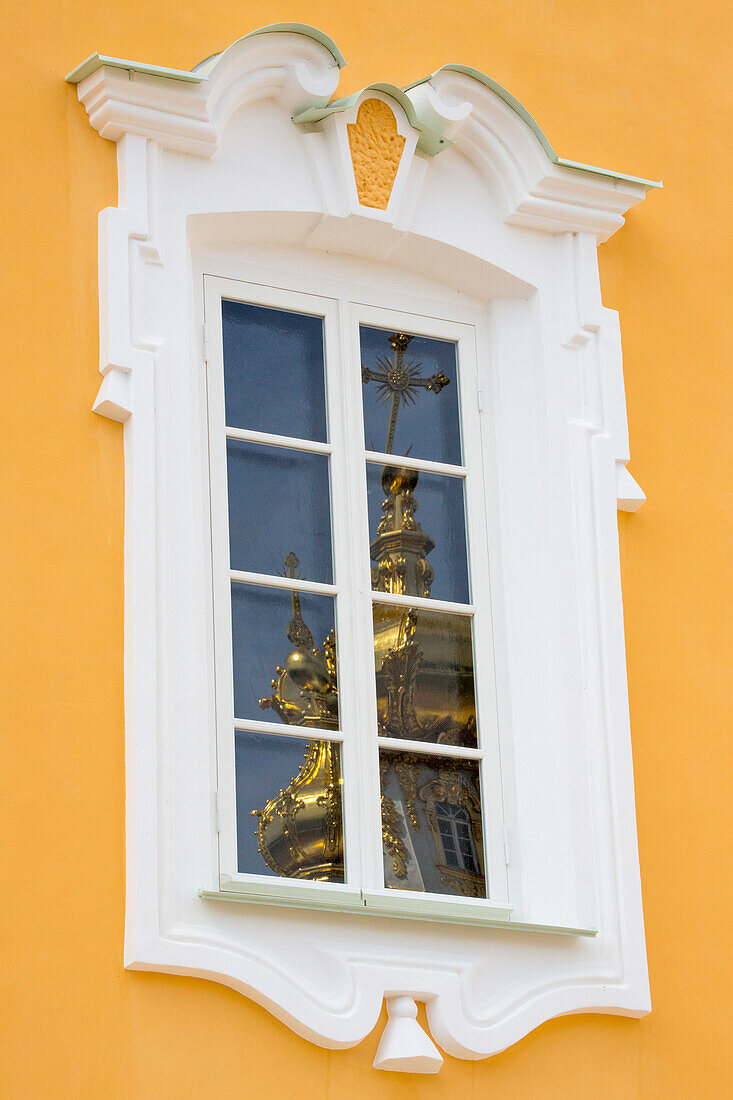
[370,465,435,598]
[361,332,450,597]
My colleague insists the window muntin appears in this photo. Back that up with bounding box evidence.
[207,277,506,911]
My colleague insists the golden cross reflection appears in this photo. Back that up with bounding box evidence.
[361,332,450,454]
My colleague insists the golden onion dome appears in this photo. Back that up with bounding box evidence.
[251,738,343,882]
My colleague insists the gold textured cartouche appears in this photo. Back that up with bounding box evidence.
[347,98,406,210]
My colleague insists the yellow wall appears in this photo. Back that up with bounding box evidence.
[2,1,731,1096]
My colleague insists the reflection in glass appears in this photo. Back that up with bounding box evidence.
[236,731,344,881]
[367,463,469,604]
[436,802,480,873]
[227,439,333,582]
[379,749,485,897]
[222,300,327,441]
[360,326,461,465]
[231,581,338,727]
[373,603,477,747]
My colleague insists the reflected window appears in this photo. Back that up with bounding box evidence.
[435,801,479,875]
[379,751,486,898]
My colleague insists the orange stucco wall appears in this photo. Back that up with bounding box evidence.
[2,1,731,1096]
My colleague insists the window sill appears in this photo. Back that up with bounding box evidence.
[200,880,596,936]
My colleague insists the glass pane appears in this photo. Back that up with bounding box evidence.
[236,730,344,882]
[360,326,461,465]
[367,463,469,604]
[228,439,333,583]
[222,299,327,441]
[379,749,485,897]
[373,603,477,747]
[231,582,338,728]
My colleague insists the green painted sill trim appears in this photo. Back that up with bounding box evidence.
[199,887,598,937]
[406,66,663,190]
[65,23,346,85]
[293,83,450,157]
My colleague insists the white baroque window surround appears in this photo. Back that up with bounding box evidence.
[67,23,659,1072]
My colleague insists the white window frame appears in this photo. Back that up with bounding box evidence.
[204,272,510,921]
[68,23,657,1070]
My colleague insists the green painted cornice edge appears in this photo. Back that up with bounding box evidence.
[293,83,451,157]
[65,23,346,85]
[406,65,663,189]
[65,53,204,84]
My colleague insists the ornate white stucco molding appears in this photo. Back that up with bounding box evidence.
[67,24,656,1071]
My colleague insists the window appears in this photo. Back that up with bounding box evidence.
[205,276,508,919]
[435,803,480,875]
[69,22,655,1069]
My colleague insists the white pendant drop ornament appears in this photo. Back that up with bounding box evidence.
[373,996,444,1074]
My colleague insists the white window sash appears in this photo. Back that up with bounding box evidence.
[204,272,509,913]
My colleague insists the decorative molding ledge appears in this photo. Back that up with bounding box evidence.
[616,463,647,512]
[68,26,341,156]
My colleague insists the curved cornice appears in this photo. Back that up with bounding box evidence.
[68,25,659,238]
[406,66,661,189]
[65,22,346,84]
[66,25,659,191]
[402,65,659,238]
[66,26,342,157]
[193,24,346,73]
[66,27,658,239]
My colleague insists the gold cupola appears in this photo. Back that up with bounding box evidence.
[252,553,343,882]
